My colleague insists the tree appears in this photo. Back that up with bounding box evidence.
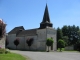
[0,19,6,39]
[14,38,19,49]
[57,27,63,48]
[26,38,34,50]
[62,36,68,46]
[57,27,63,40]
[58,39,65,52]
[77,42,80,52]
[46,38,54,52]
[5,38,9,46]
[62,25,68,36]
[62,25,80,46]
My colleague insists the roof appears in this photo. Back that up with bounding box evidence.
[8,26,25,34]
[40,4,53,29]
[17,28,38,37]
[41,4,50,23]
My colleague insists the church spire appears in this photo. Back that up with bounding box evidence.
[40,4,53,29]
[42,4,50,23]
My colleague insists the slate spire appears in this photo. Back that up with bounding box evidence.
[42,4,50,23]
[40,4,53,29]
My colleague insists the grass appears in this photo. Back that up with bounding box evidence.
[0,53,28,60]
[57,48,65,51]
[57,48,78,52]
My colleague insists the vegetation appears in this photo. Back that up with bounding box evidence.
[0,53,27,60]
[58,39,65,52]
[46,38,54,52]
[26,38,34,50]
[0,19,6,39]
[0,48,10,54]
[57,25,80,51]
[5,38,9,46]
[57,48,65,51]
[14,38,19,49]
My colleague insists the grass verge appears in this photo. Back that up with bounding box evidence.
[0,53,28,60]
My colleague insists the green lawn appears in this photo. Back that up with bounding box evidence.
[0,53,28,60]
[57,48,65,51]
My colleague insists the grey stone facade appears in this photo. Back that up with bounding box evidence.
[0,36,6,49]
[7,28,57,51]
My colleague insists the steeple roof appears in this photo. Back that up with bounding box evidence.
[42,4,50,23]
[39,4,53,29]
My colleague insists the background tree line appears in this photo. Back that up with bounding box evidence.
[57,25,80,50]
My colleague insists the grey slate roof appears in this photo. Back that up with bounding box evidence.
[41,4,50,23]
[17,28,38,37]
[8,26,25,34]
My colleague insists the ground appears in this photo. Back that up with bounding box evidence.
[11,50,80,60]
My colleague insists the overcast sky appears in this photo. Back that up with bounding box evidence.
[0,0,80,32]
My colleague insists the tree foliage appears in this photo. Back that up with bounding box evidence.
[57,27,63,41]
[5,38,9,46]
[57,25,80,46]
[58,39,65,51]
[62,36,68,46]
[14,38,19,49]
[0,19,6,39]
[46,38,54,46]
[46,38,54,52]
[26,38,34,49]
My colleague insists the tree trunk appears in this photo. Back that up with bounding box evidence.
[48,46,49,52]
[60,48,62,52]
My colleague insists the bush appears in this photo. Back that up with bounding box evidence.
[0,48,10,54]
[46,38,54,52]
[58,39,65,52]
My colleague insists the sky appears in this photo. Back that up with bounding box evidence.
[0,0,80,33]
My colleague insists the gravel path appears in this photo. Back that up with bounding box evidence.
[11,50,80,60]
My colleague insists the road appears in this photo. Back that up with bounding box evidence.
[11,50,80,60]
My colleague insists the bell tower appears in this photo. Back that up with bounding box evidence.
[40,4,53,29]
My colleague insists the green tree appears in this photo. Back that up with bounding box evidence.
[62,25,80,46]
[62,36,68,46]
[46,38,54,52]
[57,27,63,48]
[57,27,63,40]
[58,39,65,52]
[62,25,68,36]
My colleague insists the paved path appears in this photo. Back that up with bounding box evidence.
[11,50,80,60]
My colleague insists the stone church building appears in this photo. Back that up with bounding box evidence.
[7,4,57,51]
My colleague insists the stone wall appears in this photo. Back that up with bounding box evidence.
[37,29,47,50]
[65,45,74,51]
[47,28,57,51]
[7,34,16,49]
[0,36,6,49]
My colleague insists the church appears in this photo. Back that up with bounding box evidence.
[7,4,57,51]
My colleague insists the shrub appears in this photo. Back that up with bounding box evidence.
[46,38,54,52]
[26,38,34,50]
[14,38,19,49]
[0,48,10,54]
[58,39,65,52]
